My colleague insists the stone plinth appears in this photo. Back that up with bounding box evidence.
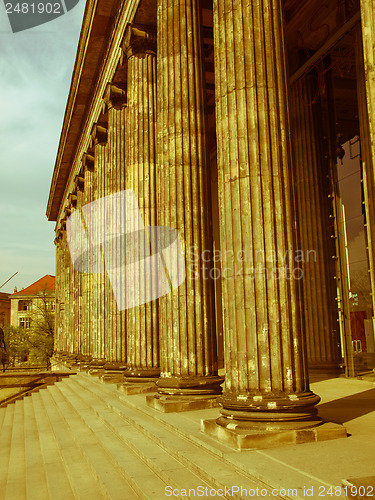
[202,420,347,451]
[118,378,158,395]
[99,363,127,384]
[147,394,220,413]
[343,477,375,500]
[118,368,160,394]
[146,375,223,412]
[88,359,106,377]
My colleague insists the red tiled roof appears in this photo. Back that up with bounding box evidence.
[11,275,55,296]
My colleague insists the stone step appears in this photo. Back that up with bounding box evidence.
[71,373,338,500]
[65,374,281,499]
[51,380,186,499]
[0,404,15,497]
[40,386,138,500]
[23,396,49,500]
[46,382,172,500]
[0,406,6,431]
[56,378,216,497]
[5,400,26,499]
[38,388,110,500]
[31,392,77,500]
[343,477,375,500]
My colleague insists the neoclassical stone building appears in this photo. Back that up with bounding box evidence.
[47,0,375,446]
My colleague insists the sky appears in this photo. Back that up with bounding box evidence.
[0,0,86,294]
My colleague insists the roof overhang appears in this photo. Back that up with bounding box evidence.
[46,0,123,221]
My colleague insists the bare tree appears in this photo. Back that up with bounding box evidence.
[27,289,55,369]
[0,326,8,372]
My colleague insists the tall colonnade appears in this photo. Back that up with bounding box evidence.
[50,0,375,447]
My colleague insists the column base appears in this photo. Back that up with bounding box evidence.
[116,368,160,394]
[88,359,106,377]
[202,419,347,450]
[147,375,223,412]
[156,375,224,395]
[88,369,105,377]
[99,363,127,384]
[146,393,220,413]
[69,355,92,370]
[217,390,322,429]
[56,353,79,370]
[51,355,75,372]
[76,355,93,372]
[118,379,158,395]
[308,362,344,382]
[123,368,160,379]
[100,371,126,384]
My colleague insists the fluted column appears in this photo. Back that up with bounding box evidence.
[54,232,64,354]
[208,0,321,435]
[120,25,160,385]
[149,0,222,410]
[289,78,341,375]
[89,124,108,367]
[67,198,80,359]
[79,148,104,370]
[103,83,128,367]
[60,231,68,354]
[61,226,73,355]
[64,225,72,354]
[96,82,128,382]
[358,8,375,329]
[81,153,95,359]
[73,174,88,362]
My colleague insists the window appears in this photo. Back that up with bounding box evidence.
[46,301,55,311]
[18,300,32,311]
[19,317,31,329]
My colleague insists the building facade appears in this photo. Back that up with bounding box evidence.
[10,275,56,330]
[0,292,11,327]
[47,0,375,445]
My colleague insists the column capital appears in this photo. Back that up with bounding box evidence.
[54,228,64,246]
[59,218,66,231]
[68,193,77,208]
[90,123,108,146]
[122,24,156,58]
[74,173,85,191]
[103,83,127,110]
[82,151,95,172]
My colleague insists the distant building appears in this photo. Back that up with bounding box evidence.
[10,275,55,330]
[0,292,11,327]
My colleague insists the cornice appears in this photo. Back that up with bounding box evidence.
[47,0,140,222]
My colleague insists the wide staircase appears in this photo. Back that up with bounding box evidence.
[0,372,290,500]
